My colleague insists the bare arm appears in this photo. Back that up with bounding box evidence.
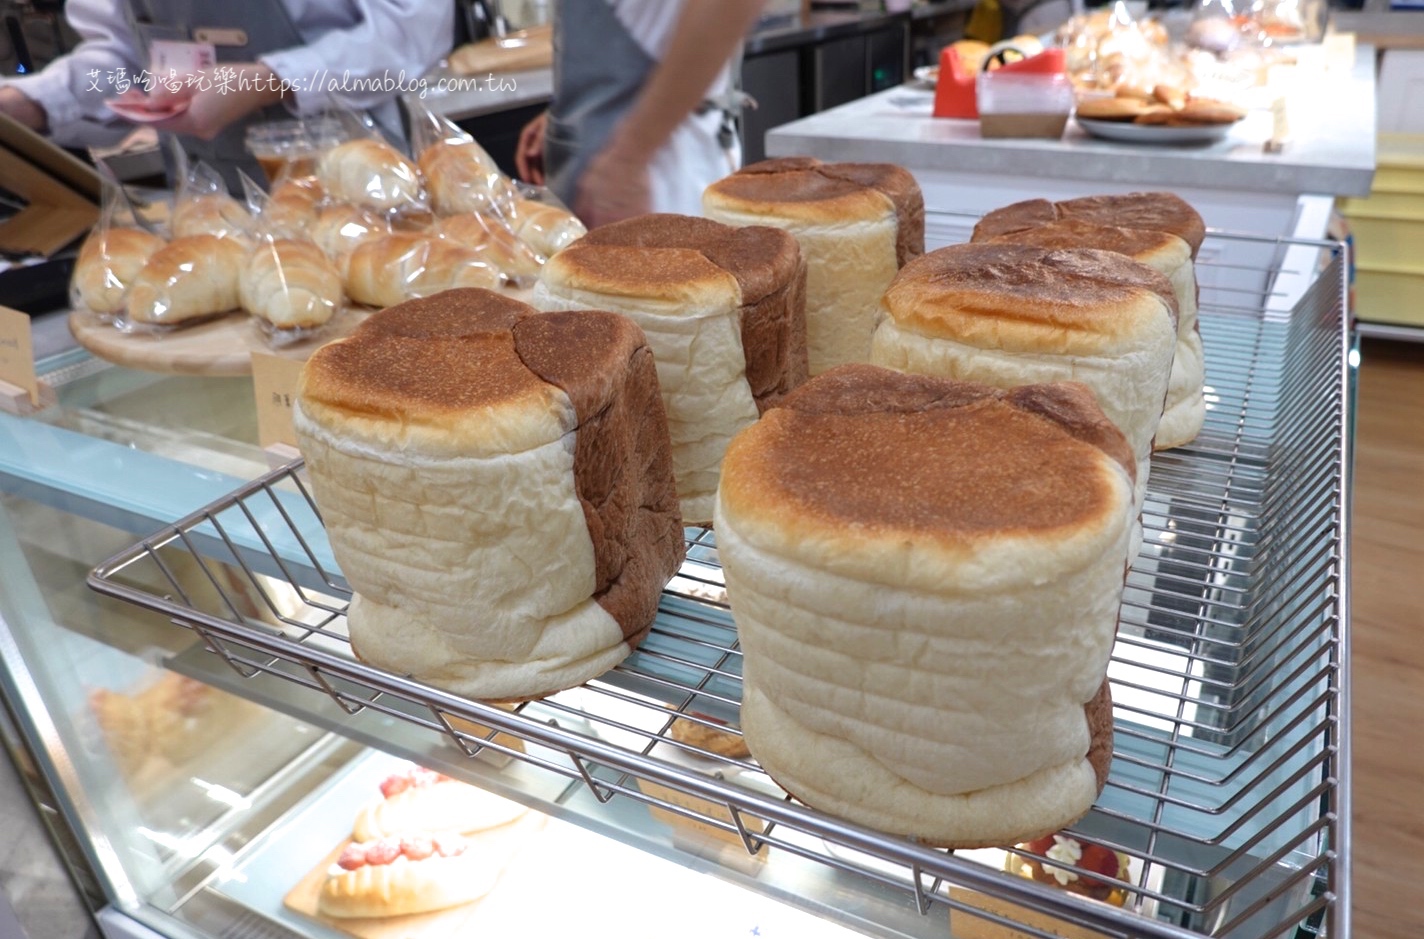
[574,0,766,226]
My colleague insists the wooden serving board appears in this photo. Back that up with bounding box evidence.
[449,26,553,76]
[68,307,374,378]
[283,811,546,939]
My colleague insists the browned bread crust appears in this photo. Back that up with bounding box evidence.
[974,192,1206,258]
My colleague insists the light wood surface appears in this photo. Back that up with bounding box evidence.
[1350,338,1424,939]
[448,25,553,76]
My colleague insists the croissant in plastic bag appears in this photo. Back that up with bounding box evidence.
[241,239,344,335]
[71,169,167,316]
[409,101,519,217]
[172,157,254,242]
[437,213,543,286]
[316,138,425,212]
[254,177,326,242]
[126,235,249,328]
[344,232,503,308]
[508,197,586,259]
[311,204,393,277]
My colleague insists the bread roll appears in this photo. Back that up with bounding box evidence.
[973,194,1207,449]
[437,213,543,285]
[172,193,252,241]
[261,178,325,241]
[716,366,1131,848]
[418,140,517,216]
[510,198,586,258]
[317,832,502,919]
[240,239,343,330]
[703,157,924,376]
[126,235,248,325]
[316,138,424,211]
[353,766,527,842]
[294,289,684,700]
[72,227,166,314]
[872,242,1177,507]
[344,233,502,309]
[310,204,391,276]
[532,213,807,523]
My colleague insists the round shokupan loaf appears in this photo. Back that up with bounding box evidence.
[702,157,924,377]
[871,242,1177,509]
[973,193,1208,449]
[294,288,684,701]
[715,365,1132,848]
[532,213,807,525]
[975,217,1205,450]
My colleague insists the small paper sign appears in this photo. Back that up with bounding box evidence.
[149,40,217,79]
[252,352,306,450]
[0,306,39,406]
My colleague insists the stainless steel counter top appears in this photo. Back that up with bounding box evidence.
[766,46,1378,198]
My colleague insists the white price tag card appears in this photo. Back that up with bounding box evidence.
[251,352,306,450]
[0,305,40,407]
[149,39,217,80]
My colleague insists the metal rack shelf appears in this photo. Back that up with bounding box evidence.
[88,230,1351,939]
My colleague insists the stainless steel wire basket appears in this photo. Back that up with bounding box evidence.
[89,229,1352,939]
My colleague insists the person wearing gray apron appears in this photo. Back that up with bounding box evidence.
[124,0,309,191]
[542,0,764,223]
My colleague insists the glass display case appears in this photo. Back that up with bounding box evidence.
[0,223,1351,939]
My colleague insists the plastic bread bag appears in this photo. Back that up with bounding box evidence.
[504,185,587,260]
[435,212,543,288]
[343,232,504,309]
[70,166,169,321]
[409,101,519,217]
[313,107,428,215]
[118,233,250,333]
[241,169,327,243]
[310,202,394,282]
[171,151,256,243]
[238,172,345,345]
[244,111,362,186]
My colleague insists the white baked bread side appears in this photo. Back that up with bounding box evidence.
[533,244,755,525]
[716,367,1132,848]
[1157,326,1207,450]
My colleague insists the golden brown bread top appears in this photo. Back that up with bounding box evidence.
[545,243,738,304]
[974,192,1205,258]
[977,218,1192,274]
[299,290,550,432]
[720,365,1134,542]
[881,243,1178,355]
[706,158,925,266]
[578,213,801,304]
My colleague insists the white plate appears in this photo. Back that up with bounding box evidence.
[1075,116,1237,145]
[912,65,938,86]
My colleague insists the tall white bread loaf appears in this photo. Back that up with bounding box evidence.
[703,157,923,377]
[973,194,1207,448]
[126,234,248,325]
[294,289,683,701]
[72,227,166,315]
[716,365,1132,848]
[872,242,1178,510]
[532,213,807,524]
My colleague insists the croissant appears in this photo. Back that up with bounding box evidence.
[126,235,248,325]
[310,204,392,276]
[317,138,424,211]
[511,199,586,258]
[437,213,543,285]
[172,193,253,241]
[418,140,517,216]
[72,227,166,314]
[240,239,343,329]
[344,233,502,309]
[261,178,325,241]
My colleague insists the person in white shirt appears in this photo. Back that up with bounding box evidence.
[0,0,452,186]
[516,0,766,226]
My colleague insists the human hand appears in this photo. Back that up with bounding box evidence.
[573,143,651,228]
[0,85,49,133]
[515,110,547,184]
[149,63,284,141]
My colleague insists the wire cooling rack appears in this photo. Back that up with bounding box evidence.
[88,231,1351,939]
